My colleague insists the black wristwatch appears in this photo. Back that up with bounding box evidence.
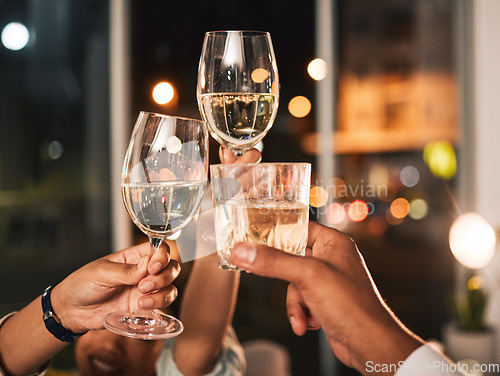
[41,285,86,343]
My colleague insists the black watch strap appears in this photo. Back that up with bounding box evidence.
[41,285,86,343]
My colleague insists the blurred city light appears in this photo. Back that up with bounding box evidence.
[390,198,410,219]
[309,186,328,208]
[449,212,496,269]
[47,140,63,160]
[1,22,30,51]
[423,141,457,179]
[409,198,428,220]
[400,165,420,187]
[152,82,175,104]
[326,202,345,224]
[288,96,311,118]
[347,200,369,222]
[307,58,328,81]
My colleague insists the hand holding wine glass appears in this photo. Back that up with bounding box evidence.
[103,112,208,339]
[197,30,279,156]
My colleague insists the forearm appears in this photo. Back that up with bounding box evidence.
[175,254,240,375]
[0,297,67,376]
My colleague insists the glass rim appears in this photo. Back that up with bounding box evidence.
[210,162,311,169]
[204,30,271,37]
[138,111,205,125]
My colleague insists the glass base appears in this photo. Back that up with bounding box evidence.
[103,309,184,340]
[217,251,245,271]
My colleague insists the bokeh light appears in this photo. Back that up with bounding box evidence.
[1,22,30,51]
[288,96,311,118]
[152,82,175,104]
[409,198,428,220]
[400,165,420,187]
[47,140,63,160]
[307,58,328,81]
[309,186,328,208]
[423,141,457,179]
[449,212,496,269]
[251,68,269,83]
[347,200,369,222]
[390,198,410,219]
[326,203,345,224]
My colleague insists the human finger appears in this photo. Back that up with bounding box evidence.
[138,258,181,294]
[220,146,237,164]
[148,242,171,275]
[137,284,178,310]
[231,242,327,287]
[286,284,308,336]
[106,242,153,264]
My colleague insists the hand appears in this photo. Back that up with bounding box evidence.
[230,222,422,375]
[51,242,180,334]
[219,146,262,164]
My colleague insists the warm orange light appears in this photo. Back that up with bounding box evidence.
[309,186,329,208]
[347,200,369,222]
[251,68,269,83]
[288,96,311,118]
[390,198,410,219]
[153,82,175,104]
[326,203,345,224]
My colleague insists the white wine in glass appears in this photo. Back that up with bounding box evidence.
[197,31,279,155]
[103,112,208,339]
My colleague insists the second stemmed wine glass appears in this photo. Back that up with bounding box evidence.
[103,112,208,339]
[197,30,279,156]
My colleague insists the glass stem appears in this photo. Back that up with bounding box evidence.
[232,149,245,157]
[149,236,164,252]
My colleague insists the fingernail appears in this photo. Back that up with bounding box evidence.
[137,256,147,269]
[289,316,296,328]
[140,297,154,309]
[233,243,257,264]
[150,262,162,275]
[139,280,155,293]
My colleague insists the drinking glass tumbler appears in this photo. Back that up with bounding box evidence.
[210,162,311,271]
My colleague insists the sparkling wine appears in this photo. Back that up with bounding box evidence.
[198,93,278,150]
[214,198,309,265]
[122,181,206,237]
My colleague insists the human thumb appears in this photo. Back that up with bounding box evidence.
[231,242,307,284]
[100,255,150,287]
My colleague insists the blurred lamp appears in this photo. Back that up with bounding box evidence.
[449,213,496,269]
[152,82,175,104]
[307,58,328,81]
[1,22,30,51]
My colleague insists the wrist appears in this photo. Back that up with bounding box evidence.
[42,285,87,342]
[355,315,422,375]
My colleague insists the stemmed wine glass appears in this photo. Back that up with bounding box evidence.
[103,112,208,339]
[197,30,279,156]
